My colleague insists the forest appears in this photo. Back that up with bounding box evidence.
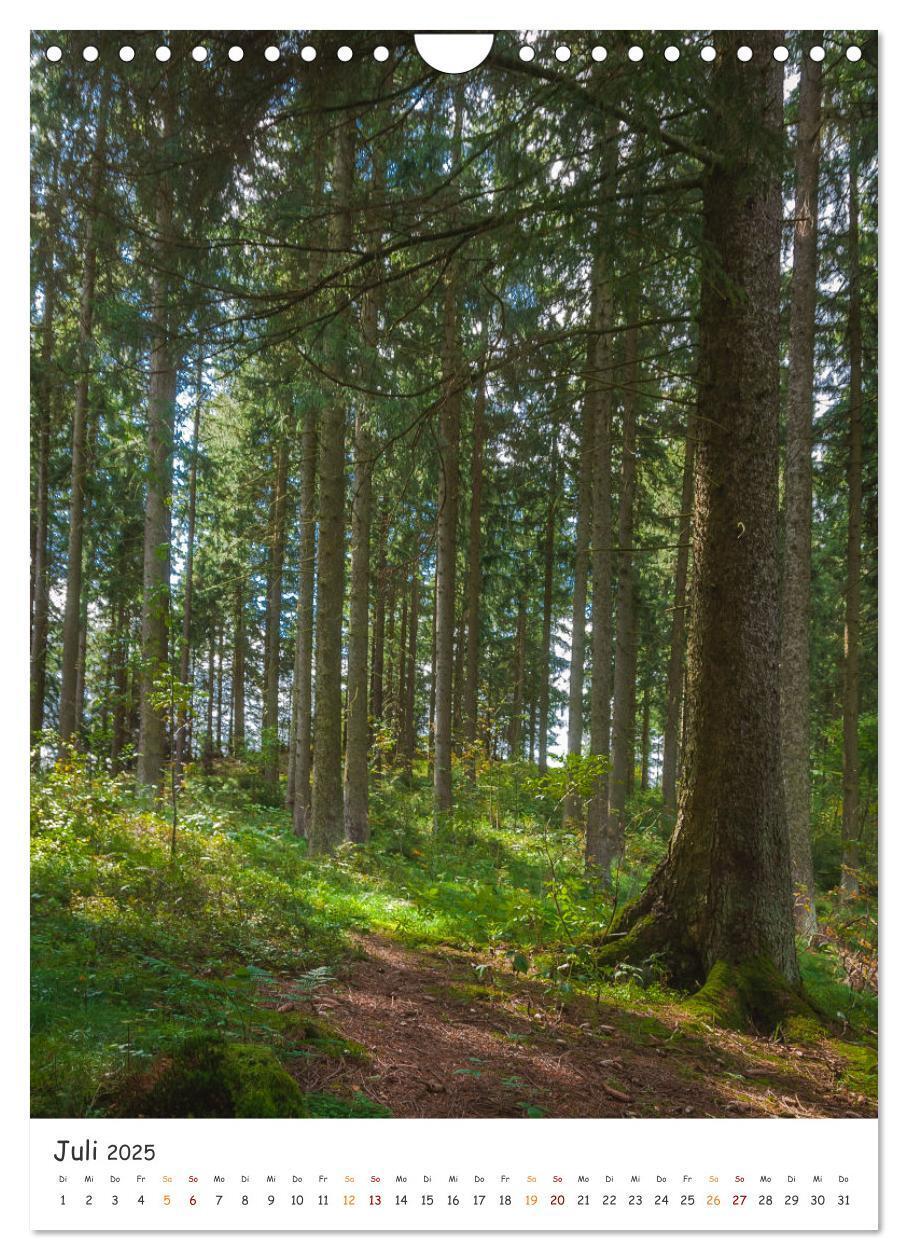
[30,30,877,1121]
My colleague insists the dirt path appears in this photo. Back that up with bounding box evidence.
[274,934,875,1119]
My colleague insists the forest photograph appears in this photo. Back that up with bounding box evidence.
[30,29,877,1120]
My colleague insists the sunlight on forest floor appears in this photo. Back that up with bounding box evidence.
[31,755,877,1119]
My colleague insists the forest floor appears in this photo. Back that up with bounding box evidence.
[269,933,875,1120]
[31,755,878,1119]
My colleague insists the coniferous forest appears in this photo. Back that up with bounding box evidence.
[30,30,877,1120]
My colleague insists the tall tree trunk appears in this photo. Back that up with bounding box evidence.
[509,593,527,758]
[310,115,354,855]
[287,121,327,819]
[841,133,864,896]
[640,685,651,790]
[203,632,215,774]
[110,595,130,768]
[463,376,486,777]
[605,314,640,875]
[60,74,109,745]
[662,421,695,813]
[781,37,823,934]
[137,82,178,790]
[584,171,617,869]
[402,564,420,773]
[370,519,387,742]
[216,621,224,754]
[428,566,438,766]
[291,413,318,834]
[604,34,800,1009]
[30,194,58,739]
[231,584,246,756]
[262,435,289,789]
[175,356,203,773]
[344,404,373,843]
[537,434,558,773]
[432,89,465,820]
[563,385,595,822]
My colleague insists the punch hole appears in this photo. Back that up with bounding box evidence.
[773,46,790,62]
[737,46,753,62]
[265,46,280,62]
[414,33,494,73]
[628,46,644,62]
[809,46,825,62]
[82,46,99,62]
[192,46,208,62]
[155,46,171,63]
[700,46,716,62]
[119,46,135,63]
[519,45,535,62]
[664,46,680,63]
[373,46,390,62]
[45,45,62,62]
[591,46,606,62]
[301,46,317,62]
[338,46,353,62]
[846,45,863,62]
[228,46,244,62]
[555,45,571,62]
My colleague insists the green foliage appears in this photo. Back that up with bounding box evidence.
[31,754,877,1115]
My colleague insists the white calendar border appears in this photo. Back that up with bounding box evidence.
[4,2,902,1254]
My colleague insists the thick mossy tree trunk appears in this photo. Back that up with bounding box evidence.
[601,33,803,1027]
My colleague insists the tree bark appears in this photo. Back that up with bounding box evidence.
[584,153,617,869]
[781,37,823,934]
[60,73,109,745]
[30,152,59,739]
[841,132,864,896]
[309,115,354,855]
[640,685,651,791]
[231,583,246,757]
[137,85,178,791]
[537,432,558,773]
[262,434,289,789]
[175,357,203,774]
[563,380,595,822]
[603,34,800,1012]
[509,593,527,759]
[344,404,373,843]
[662,422,695,813]
[605,311,640,874]
[463,376,486,777]
[288,120,327,822]
[291,412,318,834]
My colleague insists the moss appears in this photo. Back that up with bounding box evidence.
[834,1042,878,1099]
[437,981,509,1005]
[134,1034,310,1117]
[687,958,826,1041]
[592,905,701,988]
[297,1091,392,1118]
[285,1014,367,1060]
[127,1033,392,1119]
